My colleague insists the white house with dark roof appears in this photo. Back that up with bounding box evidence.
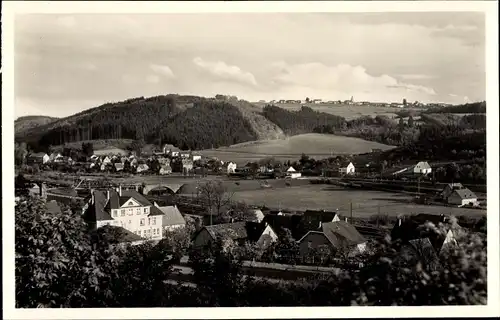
[441,183,465,200]
[82,186,176,241]
[447,188,478,207]
[412,161,432,175]
[286,166,302,179]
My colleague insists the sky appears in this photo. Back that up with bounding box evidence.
[14,12,485,118]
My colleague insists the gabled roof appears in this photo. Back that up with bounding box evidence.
[83,190,113,222]
[319,221,366,246]
[443,183,464,190]
[452,188,477,200]
[46,200,62,215]
[157,205,186,226]
[245,221,268,242]
[286,166,296,172]
[303,210,339,226]
[106,189,152,210]
[262,214,306,240]
[391,214,454,252]
[204,222,248,241]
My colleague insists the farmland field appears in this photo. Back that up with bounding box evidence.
[232,184,486,218]
[203,133,396,164]
[253,102,424,120]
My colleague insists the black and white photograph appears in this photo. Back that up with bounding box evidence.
[2,1,499,318]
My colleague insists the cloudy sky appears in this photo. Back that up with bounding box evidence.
[15,12,485,118]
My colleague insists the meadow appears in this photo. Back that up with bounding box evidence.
[253,102,424,120]
[231,184,487,219]
[203,133,395,164]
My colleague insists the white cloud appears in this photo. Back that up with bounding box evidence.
[268,61,436,100]
[149,64,175,78]
[146,75,161,84]
[398,74,437,80]
[193,57,257,86]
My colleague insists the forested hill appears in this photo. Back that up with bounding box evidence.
[15,116,59,135]
[15,95,284,151]
[424,101,486,114]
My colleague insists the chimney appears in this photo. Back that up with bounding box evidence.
[119,185,122,196]
[107,190,110,200]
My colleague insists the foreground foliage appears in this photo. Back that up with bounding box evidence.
[15,195,487,307]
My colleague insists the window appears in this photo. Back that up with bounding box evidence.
[153,229,157,235]
[136,208,141,215]
[112,210,118,218]
[144,207,148,214]
[128,209,133,216]
[121,209,125,216]
[140,218,145,226]
[128,201,133,206]
[128,220,132,225]
[152,217,156,225]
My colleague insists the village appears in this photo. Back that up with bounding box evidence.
[16,140,487,281]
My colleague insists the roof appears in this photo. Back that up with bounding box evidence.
[415,161,432,168]
[157,205,186,226]
[444,183,464,190]
[29,152,47,158]
[46,200,62,215]
[204,222,248,241]
[452,188,477,200]
[245,221,268,242]
[83,190,114,222]
[320,221,366,246]
[107,189,152,209]
[96,225,144,244]
[391,214,453,252]
[114,163,124,169]
[303,210,339,227]
[262,214,306,240]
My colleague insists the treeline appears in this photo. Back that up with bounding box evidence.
[262,105,346,135]
[424,101,486,114]
[21,95,259,151]
[154,100,258,150]
[16,195,487,307]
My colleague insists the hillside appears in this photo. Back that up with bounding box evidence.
[15,116,59,135]
[202,133,396,164]
[15,95,284,151]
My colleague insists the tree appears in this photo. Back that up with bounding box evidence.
[403,98,407,106]
[15,142,28,166]
[217,201,258,224]
[82,142,94,158]
[305,97,310,102]
[15,173,32,197]
[398,117,405,132]
[197,180,235,225]
[408,115,414,128]
[129,139,145,156]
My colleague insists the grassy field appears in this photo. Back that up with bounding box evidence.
[202,133,396,164]
[232,184,486,218]
[253,102,424,120]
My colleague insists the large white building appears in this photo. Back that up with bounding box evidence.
[83,186,185,241]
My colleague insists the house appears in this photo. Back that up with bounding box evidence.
[101,156,112,165]
[391,214,458,253]
[302,210,341,229]
[412,161,432,175]
[192,221,278,251]
[252,209,265,222]
[27,152,50,165]
[154,203,186,232]
[136,163,149,173]
[261,213,306,240]
[159,164,172,175]
[297,221,367,257]
[339,162,355,175]
[82,187,169,241]
[441,183,465,200]
[191,152,202,162]
[227,162,237,174]
[93,146,128,157]
[181,159,194,174]
[163,144,181,155]
[49,152,62,162]
[130,158,138,168]
[395,237,442,271]
[96,225,146,246]
[180,152,191,159]
[114,163,124,172]
[286,166,302,179]
[158,157,171,165]
[90,155,100,162]
[447,188,478,207]
[120,156,128,164]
